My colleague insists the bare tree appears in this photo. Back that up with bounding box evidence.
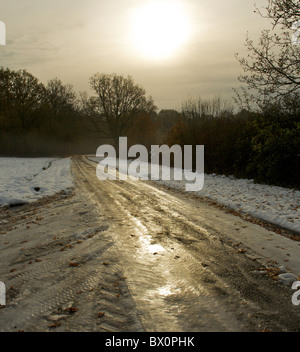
[88,73,157,150]
[45,78,76,117]
[0,67,45,131]
[256,0,300,28]
[234,0,300,109]
[182,95,234,120]
[78,91,102,135]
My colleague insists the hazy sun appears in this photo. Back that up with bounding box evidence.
[129,2,191,61]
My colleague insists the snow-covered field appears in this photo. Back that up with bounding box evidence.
[0,157,73,207]
[89,156,300,234]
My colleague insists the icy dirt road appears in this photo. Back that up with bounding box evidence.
[0,156,299,332]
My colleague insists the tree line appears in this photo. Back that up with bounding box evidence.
[0,0,299,188]
[0,69,159,157]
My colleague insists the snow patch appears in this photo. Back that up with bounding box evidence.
[0,157,73,207]
[278,273,299,286]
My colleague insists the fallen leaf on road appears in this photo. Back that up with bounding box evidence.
[69,262,78,267]
[63,307,78,313]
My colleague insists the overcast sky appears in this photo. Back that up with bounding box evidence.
[0,0,269,111]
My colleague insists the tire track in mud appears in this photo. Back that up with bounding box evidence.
[72,156,300,332]
[73,158,250,331]
[73,158,259,295]
[0,179,144,332]
[8,227,110,284]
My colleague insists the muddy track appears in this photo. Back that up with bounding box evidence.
[0,176,143,332]
[71,156,300,332]
[0,156,299,332]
